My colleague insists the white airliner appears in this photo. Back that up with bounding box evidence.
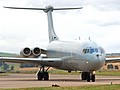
[0,5,120,82]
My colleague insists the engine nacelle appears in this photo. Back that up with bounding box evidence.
[32,47,41,57]
[20,47,32,57]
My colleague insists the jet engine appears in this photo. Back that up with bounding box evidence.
[20,47,42,57]
[20,47,32,57]
[32,47,41,57]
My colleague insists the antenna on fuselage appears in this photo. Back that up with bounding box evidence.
[4,5,83,43]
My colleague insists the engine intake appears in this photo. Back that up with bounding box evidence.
[32,47,41,57]
[20,47,31,57]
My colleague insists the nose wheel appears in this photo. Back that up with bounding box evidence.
[37,66,50,80]
[81,71,95,82]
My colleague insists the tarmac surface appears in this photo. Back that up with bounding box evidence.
[0,74,120,88]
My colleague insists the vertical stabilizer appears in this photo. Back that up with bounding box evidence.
[44,5,59,43]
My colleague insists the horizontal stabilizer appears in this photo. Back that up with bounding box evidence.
[4,5,82,12]
[4,6,45,10]
[54,7,83,10]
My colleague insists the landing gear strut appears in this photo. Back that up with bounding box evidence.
[37,66,50,80]
[81,71,95,82]
[81,72,88,80]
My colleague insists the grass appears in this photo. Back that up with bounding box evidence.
[49,69,80,75]
[96,70,120,76]
[0,84,120,90]
[0,73,9,76]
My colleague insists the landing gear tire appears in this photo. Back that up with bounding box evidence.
[87,72,90,82]
[81,72,88,80]
[38,72,43,80]
[81,71,96,82]
[37,72,49,81]
[37,66,50,81]
[44,72,49,80]
[91,74,95,82]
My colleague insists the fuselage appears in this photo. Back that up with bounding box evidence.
[46,40,106,72]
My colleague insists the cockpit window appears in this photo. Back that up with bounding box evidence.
[95,48,98,53]
[99,47,105,54]
[90,48,94,53]
[82,47,100,54]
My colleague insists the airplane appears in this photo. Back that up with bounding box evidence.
[0,5,120,82]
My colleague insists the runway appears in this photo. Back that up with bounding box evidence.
[0,74,120,88]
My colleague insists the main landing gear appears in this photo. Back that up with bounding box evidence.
[37,66,50,80]
[81,71,95,82]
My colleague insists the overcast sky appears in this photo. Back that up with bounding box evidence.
[0,0,120,53]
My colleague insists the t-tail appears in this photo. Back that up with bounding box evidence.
[4,5,82,43]
[44,5,59,43]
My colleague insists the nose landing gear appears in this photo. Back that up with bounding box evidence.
[81,71,95,82]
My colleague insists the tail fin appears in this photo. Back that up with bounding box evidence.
[45,6,59,42]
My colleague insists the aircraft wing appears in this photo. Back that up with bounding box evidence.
[106,57,120,63]
[0,57,63,67]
